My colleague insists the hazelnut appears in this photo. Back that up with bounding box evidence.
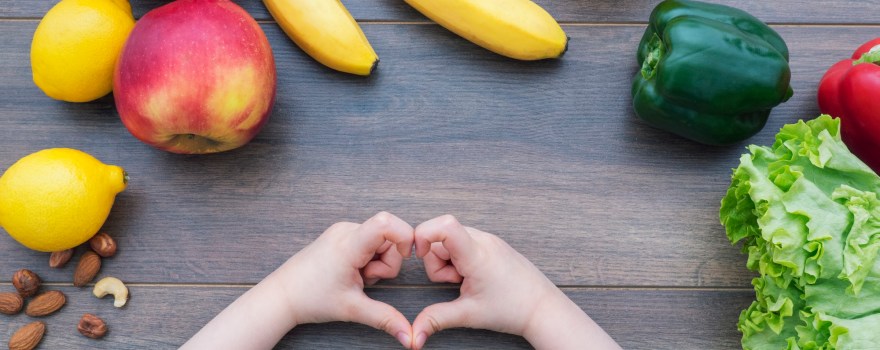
[77,313,108,339]
[89,232,117,258]
[12,269,41,297]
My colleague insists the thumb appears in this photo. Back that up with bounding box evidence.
[412,299,472,350]
[347,295,414,349]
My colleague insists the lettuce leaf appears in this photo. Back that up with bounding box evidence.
[720,115,880,349]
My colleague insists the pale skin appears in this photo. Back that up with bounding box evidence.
[181,212,621,350]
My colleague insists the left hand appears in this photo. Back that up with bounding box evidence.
[271,211,415,348]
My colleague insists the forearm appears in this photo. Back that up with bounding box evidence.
[523,289,621,350]
[181,274,297,350]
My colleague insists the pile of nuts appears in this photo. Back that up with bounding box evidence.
[3,232,128,350]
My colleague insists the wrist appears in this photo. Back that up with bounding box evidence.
[522,288,620,350]
[260,270,302,330]
[267,255,310,329]
[522,288,573,340]
[522,288,592,349]
[181,268,300,349]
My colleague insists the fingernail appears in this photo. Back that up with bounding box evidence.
[397,332,411,348]
[414,332,427,349]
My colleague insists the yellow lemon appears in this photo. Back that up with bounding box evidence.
[31,0,135,102]
[0,148,128,252]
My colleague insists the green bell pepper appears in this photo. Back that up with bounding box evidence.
[632,0,794,145]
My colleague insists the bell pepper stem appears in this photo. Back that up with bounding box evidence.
[641,33,665,80]
[854,44,880,65]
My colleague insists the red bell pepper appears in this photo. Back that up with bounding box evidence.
[818,38,880,172]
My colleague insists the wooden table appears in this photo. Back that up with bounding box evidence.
[1,1,877,348]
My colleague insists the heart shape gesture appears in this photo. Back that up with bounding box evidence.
[182,212,620,350]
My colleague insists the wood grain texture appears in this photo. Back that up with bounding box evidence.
[0,285,753,349]
[2,21,877,287]
[4,0,880,24]
[0,0,873,348]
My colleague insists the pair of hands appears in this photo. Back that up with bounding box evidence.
[183,212,620,349]
[280,212,562,349]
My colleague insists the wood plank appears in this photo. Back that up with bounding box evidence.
[4,0,880,24]
[0,285,754,349]
[1,22,875,287]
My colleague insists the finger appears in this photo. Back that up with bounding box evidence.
[414,215,475,261]
[363,242,404,283]
[411,299,472,350]
[376,240,394,255]
[355,212,414,258]
[431,242,451,260]
[363,276,380,286]
[347,295,414,349]
[422,249,462,283]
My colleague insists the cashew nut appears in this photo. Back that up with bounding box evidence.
[92,277,128,308]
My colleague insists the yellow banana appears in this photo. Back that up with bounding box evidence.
[263,0,378,75]
[405,0,568,60]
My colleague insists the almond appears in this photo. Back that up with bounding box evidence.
[74,250,102,287]
[25,290,66,317]
[8,321,45,350]
[0,292,24,315]
[49,249,75,268]
[89,232,117,258]
[12,269,41,297]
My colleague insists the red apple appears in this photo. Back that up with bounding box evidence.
[114,0,276,154]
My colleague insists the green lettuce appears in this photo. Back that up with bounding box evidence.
[720,115,880,349]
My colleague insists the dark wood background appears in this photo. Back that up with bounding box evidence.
[2,1,877,348]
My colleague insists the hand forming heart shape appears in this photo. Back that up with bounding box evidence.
[182,212,621,350]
